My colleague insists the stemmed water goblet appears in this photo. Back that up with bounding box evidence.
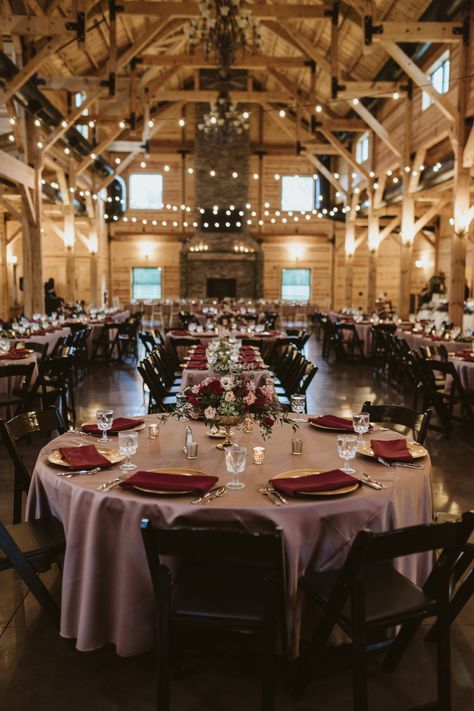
[352,412,370,444]
[118,431,139,471]
[337,435,358,474]
[290,394,306,422]
[225,445,247,490]
[96,409,114,442]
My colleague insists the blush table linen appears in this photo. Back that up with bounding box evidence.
[0,352,39,418]
[396,330,469,354]
[26,415,433,658]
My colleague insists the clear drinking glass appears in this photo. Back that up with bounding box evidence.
[118,431,138,470]
[0,337,10,354]
[290,394,306,422]
[96,409,114,443]
[352,412,370,444]
[225,445,247,490]
[337,435,358,474]
[175,393,189,420]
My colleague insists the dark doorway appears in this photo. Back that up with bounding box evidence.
[207,278,237,299]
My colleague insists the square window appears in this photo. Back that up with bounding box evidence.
[281,176,315,212]
[421,51,450,111]
[356,133,369,164]
[129,174,163,210]
[132,267,162,300]
[281,268,311,302]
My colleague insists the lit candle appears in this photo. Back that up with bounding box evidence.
[148,423,160,439]
[253,446,265,464]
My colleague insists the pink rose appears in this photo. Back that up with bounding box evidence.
[224,391,236,402]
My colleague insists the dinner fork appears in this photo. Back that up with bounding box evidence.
[258,487,281,506]
[96,476,124,492]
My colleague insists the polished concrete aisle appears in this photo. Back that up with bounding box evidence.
[0,338,473,710]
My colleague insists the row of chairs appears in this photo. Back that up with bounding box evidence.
[90,311,143,363]
[268,343,318,409]
[373,332,474,436]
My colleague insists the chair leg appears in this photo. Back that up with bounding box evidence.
[437,599,451,711]
[352,619,368,711]
[382,620,422,673]
[156,572,171,711]
[261,593,277,711]
[292,613,334,700]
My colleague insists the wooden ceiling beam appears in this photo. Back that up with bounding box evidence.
[380,41,457,124]
[43,88,102,152]
[134,90,292,103]
[318,128,370,180]
[413,198,448,236]
[0,15,78,35]
[371,21,464,44]
[303,152,348,197]
[267,21,332,76]
[337,81,407,99]
[350,101,403,160]
[0,149,35,189]
[377,216,401,244]
[139,53,309,68]
[120,2,333,19]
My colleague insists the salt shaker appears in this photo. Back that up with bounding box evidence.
[184,425,193,454]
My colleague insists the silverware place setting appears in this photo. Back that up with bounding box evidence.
[191,486,226,504]
[361,473,386,490]
[258,486,286,505]
[96,476,125,492]
[57,466,102,478]
[377,457,423,469]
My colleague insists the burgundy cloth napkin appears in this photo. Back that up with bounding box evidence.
[120,470,218,493]
[271,469,359,496]
[58,444,114,470]
[81,417,144,434]
[171,329,190,335]
[461,355,474,362]
[0,349,30,360]
[371,438,414,462]
[309,415,354,431]
[187,362,207,370]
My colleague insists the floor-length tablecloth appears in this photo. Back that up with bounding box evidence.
[26,415,433,657]
[0,353,39,418]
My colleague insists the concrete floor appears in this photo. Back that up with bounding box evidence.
[0,337,473,710]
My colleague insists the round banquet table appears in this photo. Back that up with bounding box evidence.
[0,352,39,418]
[26,415,433,658]
[396,330,469,354]
[449,354,474,392]
[12,327,71,353]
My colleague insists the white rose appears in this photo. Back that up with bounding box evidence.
[204,406,217,420]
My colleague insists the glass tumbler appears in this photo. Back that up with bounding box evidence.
[225,445,247,490]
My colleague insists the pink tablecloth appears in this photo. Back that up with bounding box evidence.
[12,327,71,354]
[26,415,433,657]
[450,356,474,391]
[396,330,468,354]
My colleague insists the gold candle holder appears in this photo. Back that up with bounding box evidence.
[243,414,254,433]
[148,423,160,439]
[253,446,265,464]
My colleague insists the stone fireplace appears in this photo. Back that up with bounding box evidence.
[182,76,261,299]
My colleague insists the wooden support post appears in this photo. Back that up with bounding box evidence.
[449,3,472,328]
[367,195,379,312]
[22,114,44,317]
[64,206,76,303]
[0,215,8,320]
[90,251,100,307]
[398,92,414,319]
[344,192,357,306]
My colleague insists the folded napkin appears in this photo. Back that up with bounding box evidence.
[0,349,29,360]
[462,355,474,362]
[371,438,413,462]
[58,444,114,470]
[309,415,354,431]
[120,470,218,493]
[171,329,190,335]
[81,417,144,434]
[271,469,358,496]
[187,362,207,370]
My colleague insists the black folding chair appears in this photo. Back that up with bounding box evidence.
[141,520,288,711]
[361,401,431,444]
[294,512,474,711]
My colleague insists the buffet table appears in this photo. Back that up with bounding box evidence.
[26,415,433,658]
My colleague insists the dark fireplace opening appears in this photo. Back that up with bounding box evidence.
[207,278,237,299]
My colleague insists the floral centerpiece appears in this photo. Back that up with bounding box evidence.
[175,373,295,445]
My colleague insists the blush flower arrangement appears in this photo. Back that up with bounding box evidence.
[178,373,296,439]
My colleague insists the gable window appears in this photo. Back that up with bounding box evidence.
[129,173,163,210]
[356,132,369,164]
[281,175,315,212]
[132,267,162,300]
[74,92,89,140]
[281,268,311,301]
[421,51,450,111]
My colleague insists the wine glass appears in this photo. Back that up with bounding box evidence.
[352,412,370,444]
[337,435,358,474]
[96,409,114,443]
[290,394,306,422]
[118,431,138,471]
[225,445,247,490]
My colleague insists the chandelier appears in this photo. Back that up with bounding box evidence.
[187,0,262,76]
[198,89,250,138]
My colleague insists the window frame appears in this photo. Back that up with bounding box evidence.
[421,50,450,111]
[281,267,311,302]
[128,173,164,211]
[74,91,89,140]
[356,132,369,164]
[280,175,315,213]
[131,266,162,301]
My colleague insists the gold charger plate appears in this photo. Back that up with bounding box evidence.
[48,447,125,468]
[271,469,360,496]
[81,420,146,434]
[357,441,428,459]
[127,468,210,495]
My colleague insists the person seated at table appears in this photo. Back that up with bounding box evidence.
[44,278,64,316]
